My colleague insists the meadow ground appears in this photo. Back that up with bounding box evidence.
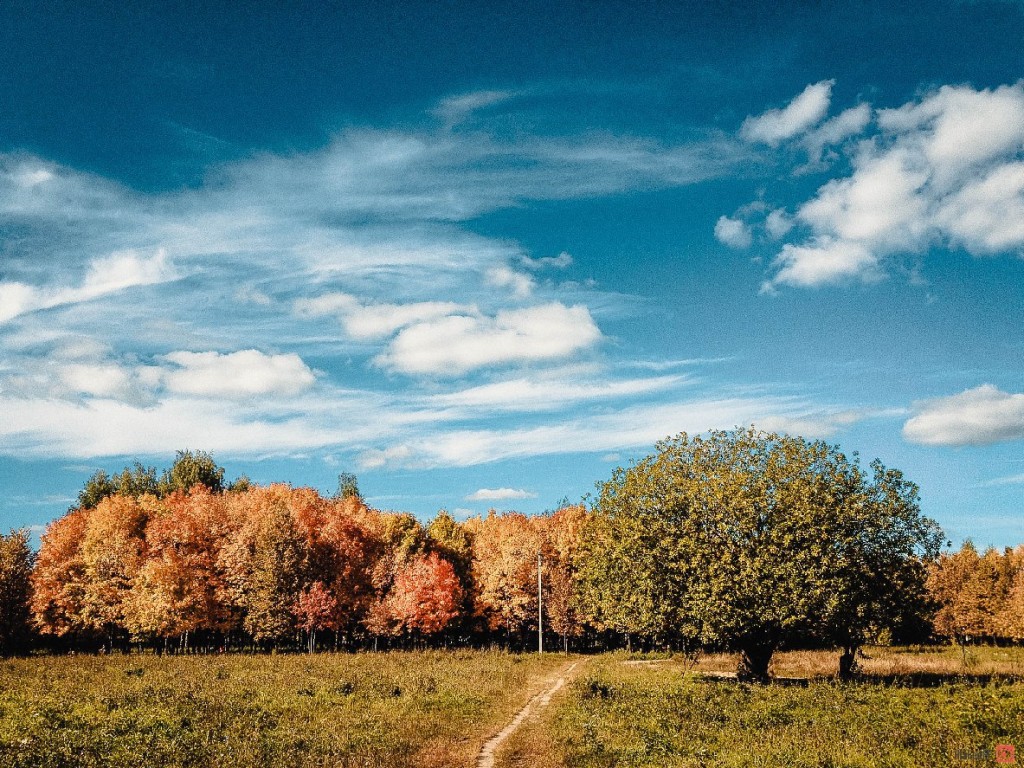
[0,649,570,768]
[2,647,1023,768]
[503,646,1024,768]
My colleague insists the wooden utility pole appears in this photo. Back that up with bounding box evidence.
[537,551,543,654]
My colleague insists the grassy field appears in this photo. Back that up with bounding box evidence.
[0,650,568,768]
[521,647,1024,768]
[3,647,1024,768]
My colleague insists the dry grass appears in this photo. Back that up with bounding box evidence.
[683,645,1024,680]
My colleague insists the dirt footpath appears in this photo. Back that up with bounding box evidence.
[475,660,580,768]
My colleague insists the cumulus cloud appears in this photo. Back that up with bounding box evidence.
[376,302,602,376]
[296,293,471,341]
[159,350,317,398]
[764,208,793,239]
[740,80,834,145]
[714,215,753,249]
[766,238,880,290]
[60,362,136,400]
[758,82,1024,289]
[485,265,535,297]
[465,487,538,501]
[803,103,872,163]
[903,385,1024,446]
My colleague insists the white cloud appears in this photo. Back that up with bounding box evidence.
[759,82,1024,289]
[984,473,1024,487]
[234,286,273,306]
[740,80,834,146]
[933,162,1024,254]
[903,385,1024,446]
[520,251,573,270]
[344,301,470,341]
[160,350,317,398]
[0,249,176,324]
[430,374,684,412]
[486,265,535,297]
[766,238,879,289]
[764,208,793,239]
[296,293,472,341]
[359,396,865,469]
[465,487,538,501]
[60,363,135,400]
[376,302,602,376]
[294,293,360,317]
[714,215,753,249]
[803,103,872,162]
[878,83,1024,188]
[433,90,514,124]
[0,283,39,324]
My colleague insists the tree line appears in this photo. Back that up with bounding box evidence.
[0,434,1021,681]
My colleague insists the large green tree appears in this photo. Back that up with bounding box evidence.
[580,428,943,681]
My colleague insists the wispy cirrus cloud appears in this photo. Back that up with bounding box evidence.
[357,396,874,470]
[465,487,537,501]
[0,249,176,324]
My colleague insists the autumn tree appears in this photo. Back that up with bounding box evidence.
[427,510,475,628]
[0,530,34,654]
[363,512,427,640]
[583,428,942,681]
[538,505,591,652]
[80,494,153,643]
[929,542,1018,643]
[996,547,1024,641]
[220,487,309,645]
[293,581,338,652]
[468,512,543,642]
[385,552,463,641]
[123,487,233,646]
[30,509,91,639]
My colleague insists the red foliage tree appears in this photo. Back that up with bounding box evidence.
[293,581,338,652]
[386,553,463,639]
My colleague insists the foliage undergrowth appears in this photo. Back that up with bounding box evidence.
[0,650,565,768]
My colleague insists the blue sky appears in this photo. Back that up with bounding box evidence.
[1,0,1022,547]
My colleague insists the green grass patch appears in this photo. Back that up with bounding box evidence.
[0,650,565,768]
[549,655,1024,767]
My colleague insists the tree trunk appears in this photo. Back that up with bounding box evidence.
[736,642,774,683]
[838,645,859,680]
